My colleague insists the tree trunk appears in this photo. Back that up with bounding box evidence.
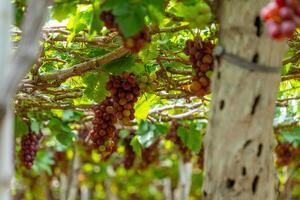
[0,1,51,199]
[203,0,287,200]
[0,1,13,200]
[163,178,173,200]
[60,174,68,200]
[80,185,90,200]
[66,146,80,200]
[174,159,192,200]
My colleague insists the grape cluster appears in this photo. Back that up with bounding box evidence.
[123,134,136,169]
[197,145,205,170]
[275,143,300,167]
[90,97,118,160]
[184,38,214,97]
[99,10,118,30]
[19,132,42,169]
[106,72,140,126]
[123,26,151,53]
[166,120,192,162]
[261,0,300,39]
[140,140,160,169]
[53,151,69,174]
[99,11,151,53]
[138,74,159,93]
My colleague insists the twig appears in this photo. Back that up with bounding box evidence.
[281,73,300,81]
[37,46,129,83]
[149,102,202,114]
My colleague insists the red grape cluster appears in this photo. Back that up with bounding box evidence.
[184,37,214,97]
[123,26,151,53]
[123,134,136,169]
[19,132,42,169]
[99,11,151,53]
[166,120,192,162]
[90,97,118,160]
[99,10,118,30]
[53,151,69,174]
[261,0,300,39]
[106,72,140,126]
[197,145,205,170]
[140,140,160,169]
[275,143,300,167]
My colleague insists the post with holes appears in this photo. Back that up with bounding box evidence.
[203,0,287,199]
[0,1,13,200]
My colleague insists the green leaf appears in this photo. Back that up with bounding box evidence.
[187,128,202,153]
[177,127,188,144]
[135,94,159,120]
[31,118,40,134]
[63,110,83,121]
[103,55,144,74]
[90,2,104,34]
[130,136,142,157]
[83,71,110,102]
[32,150,54,175]
[56,132,76,146]
[15,117,29,138]
[48,118,63,134]
[119,130,129,139]
[282,127,300,145]
[52,2,77,21]
[101,0,126,10]
[282,63,292,75]
[177,123,202,153]
[114,5,146,38]
[174,1,212,28]
[145,0,165,12]
[137,120,166,147]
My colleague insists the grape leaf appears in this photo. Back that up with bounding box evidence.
[52,2,77,21]
[32,150,54,175]
[56,130,76,147]
[130,136,142,157]
[83,71,110,102]
[31,118,40,134]
[15,117,29,138]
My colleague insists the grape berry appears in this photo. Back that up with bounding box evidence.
[261,0,300,39]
